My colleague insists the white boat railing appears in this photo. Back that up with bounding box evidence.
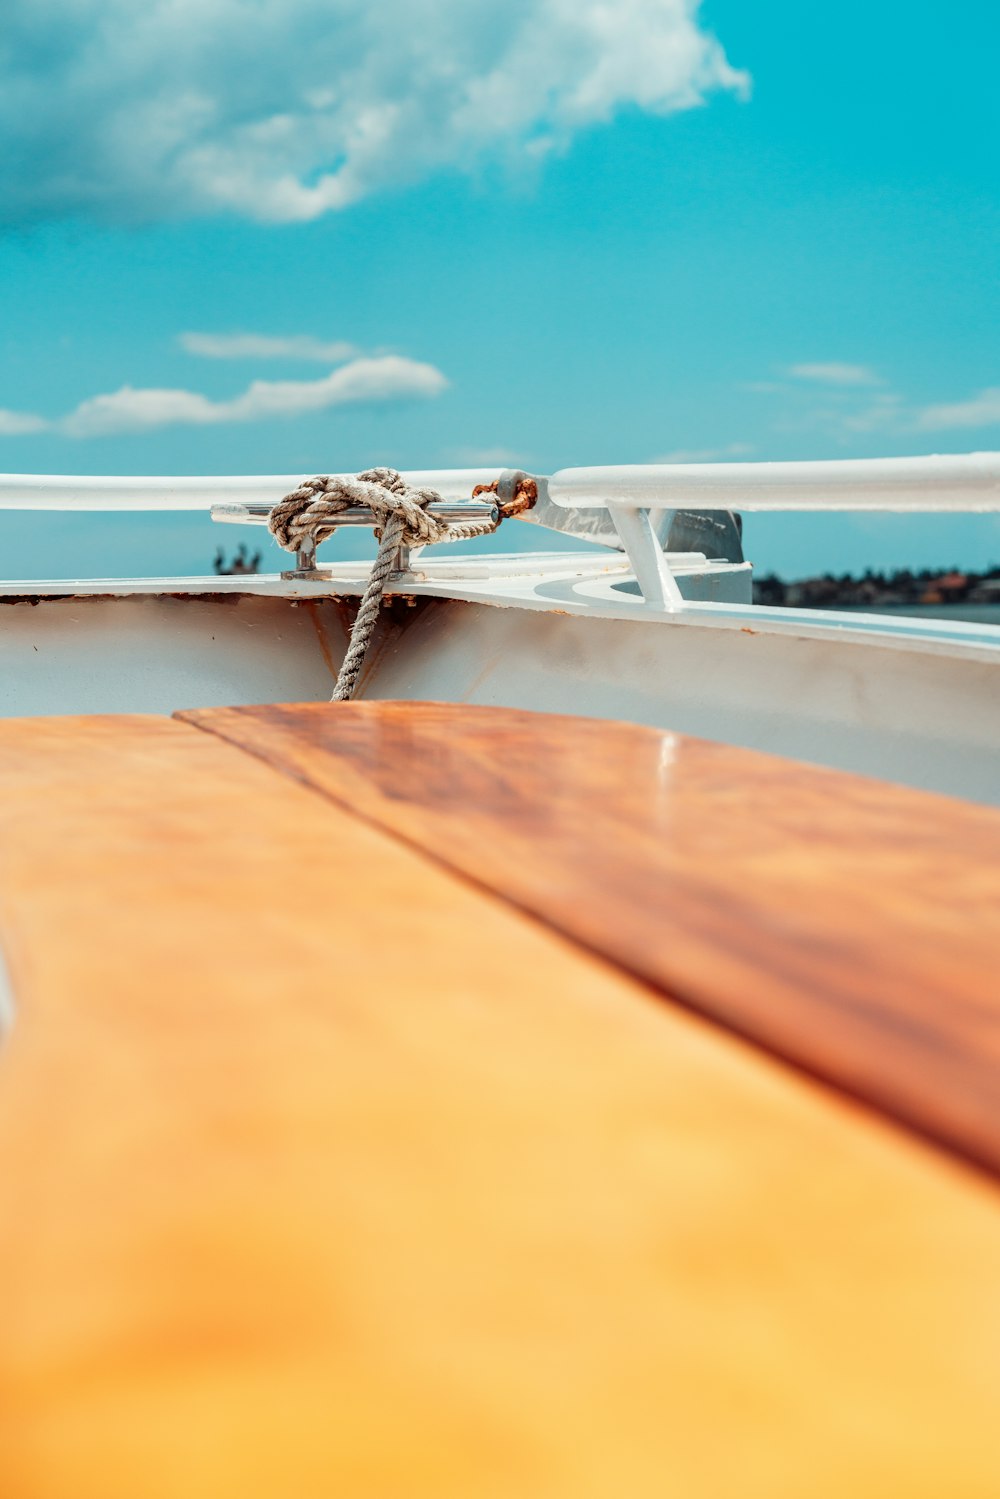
[0,470,499,510]
[549,452,1000,511]
[2,453,997,511]
[1,453,998,611]
[550,453,1000,609]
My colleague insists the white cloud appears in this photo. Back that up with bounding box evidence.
[180,332,358,362]
[63,388,223,438]
[839,385,1000,436]
[916,388,1000,431]
[0,409,47,436]
[745,368,1000,441]
[61,355,447,437]
[655,442,754,462]
[0,1,748,225]
[788,363,882,387]
[842,393,906,432]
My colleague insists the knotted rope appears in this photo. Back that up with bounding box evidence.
[269,467,534,701]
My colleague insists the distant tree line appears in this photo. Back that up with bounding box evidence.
[754,563,1000,609]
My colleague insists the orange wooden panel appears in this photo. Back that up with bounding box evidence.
[2,713,1000,1498]
[181,700,1000,1177]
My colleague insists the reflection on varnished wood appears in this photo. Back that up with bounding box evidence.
[182,700,1000,1178]
[6,714,1000,1496]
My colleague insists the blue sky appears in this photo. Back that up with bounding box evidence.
[1,0,998,580]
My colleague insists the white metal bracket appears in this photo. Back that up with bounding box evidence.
[609,505,687,612]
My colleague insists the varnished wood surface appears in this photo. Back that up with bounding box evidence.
[182,700,1000,1178]
[2,713,1000,1495]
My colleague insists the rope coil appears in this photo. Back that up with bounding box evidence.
[269,467,534,701]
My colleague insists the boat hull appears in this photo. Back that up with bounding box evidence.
[1,586,997,806]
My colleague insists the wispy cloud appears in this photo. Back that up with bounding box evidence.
[916,388,1000,432]
[655,442,754,463]
[0,355,447,439]
[0,409,47,436]
[0,1,748,225]
[180,332,358,363]
[841,393,906,432]
[64,357,447,437]
[834,386,1000,435]
[788,363,882,387]
[747,367,1000,440]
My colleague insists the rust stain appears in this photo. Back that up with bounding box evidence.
[454,638,508,702]
[353,596,438,696]
[0,597,57,607]
[303,601,343,684]
[471,474,538,519]
[0,591,266,608]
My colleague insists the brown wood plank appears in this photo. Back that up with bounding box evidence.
[181,700,1000,1178]
[3,712,1000,1496]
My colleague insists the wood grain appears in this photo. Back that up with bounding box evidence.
[2,712,1000,1495]
[181,700,1000,1178]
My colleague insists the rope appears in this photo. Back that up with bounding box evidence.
[269,467,504,701]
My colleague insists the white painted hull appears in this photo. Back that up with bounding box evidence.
[1,559,998,807]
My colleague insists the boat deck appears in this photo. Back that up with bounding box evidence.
[0,703,999,1497]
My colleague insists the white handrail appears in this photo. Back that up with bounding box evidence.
[0,469,500,510]
[1,452,998,513]
[548,453,1000,512]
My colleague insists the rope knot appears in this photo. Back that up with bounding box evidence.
[268,466,504,701]
[267,468,461,553]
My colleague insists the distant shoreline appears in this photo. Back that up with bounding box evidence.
[754,566,1000,615]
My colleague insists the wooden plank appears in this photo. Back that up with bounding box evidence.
[3,712,1000,1499]
[181,700,1000,1178]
